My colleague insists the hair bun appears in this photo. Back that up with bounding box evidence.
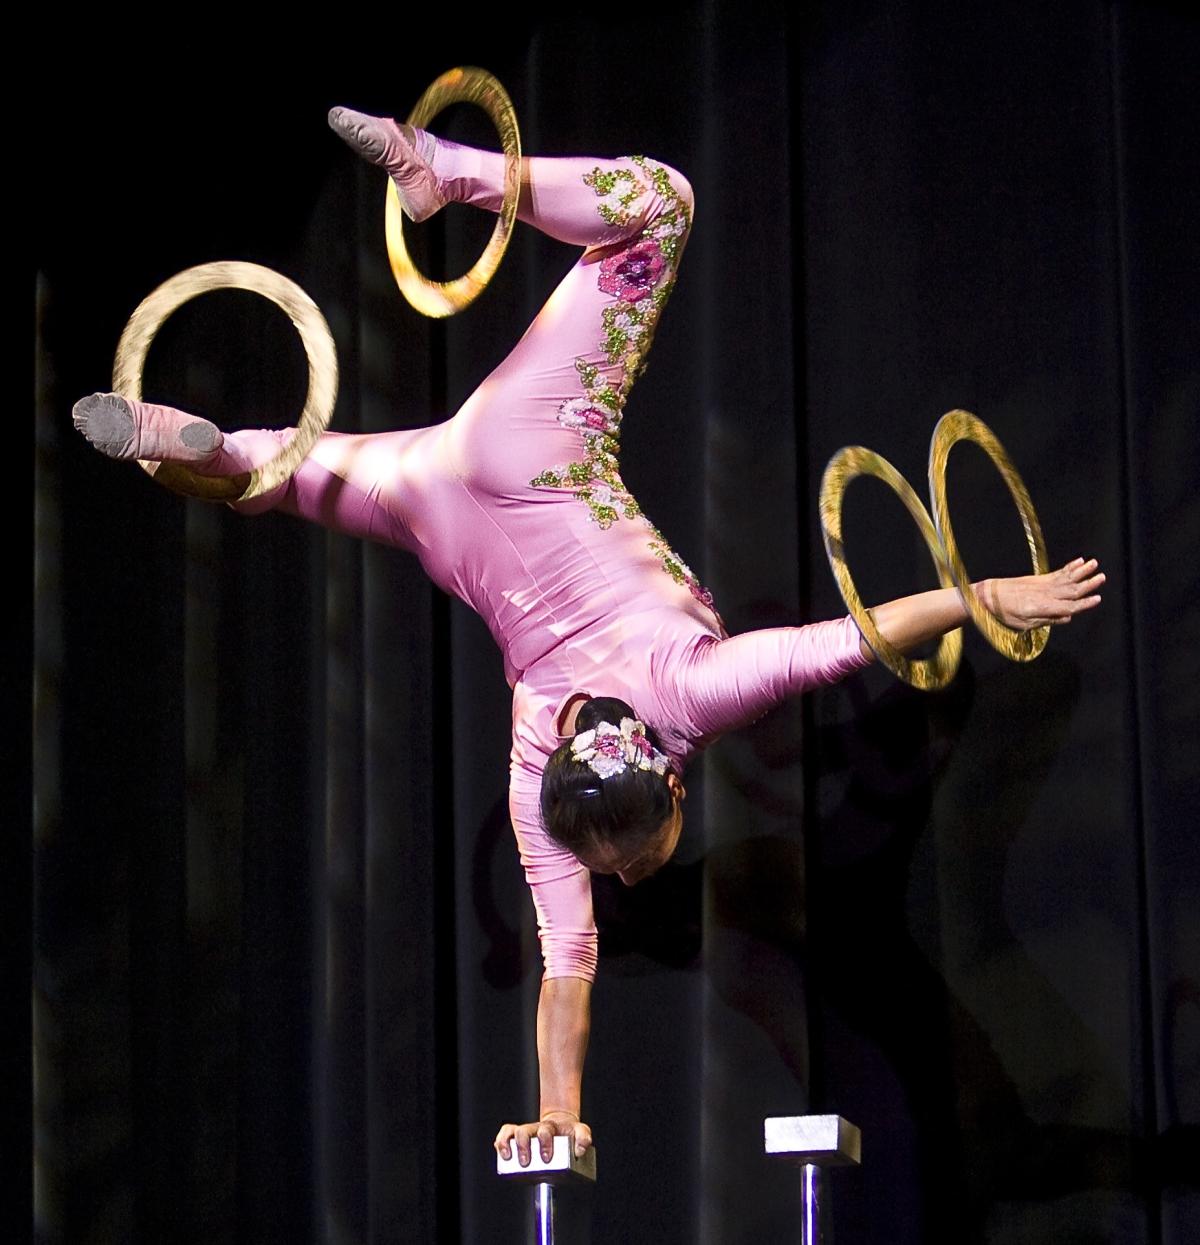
[574,695,637,734]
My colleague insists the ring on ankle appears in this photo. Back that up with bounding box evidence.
[113,261,337,502]
[386,66,522,318]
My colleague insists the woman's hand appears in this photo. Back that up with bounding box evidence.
[494,1111,593,1166]
[981,557,1105,630]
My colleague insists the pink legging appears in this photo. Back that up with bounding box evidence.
[183,140,696,582]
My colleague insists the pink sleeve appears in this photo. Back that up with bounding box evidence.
[655,615,871,743]
[509,761,598,982]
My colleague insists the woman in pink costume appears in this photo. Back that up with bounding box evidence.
[73,109,1104,1167]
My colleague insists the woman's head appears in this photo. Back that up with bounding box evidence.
[540,696,685,886]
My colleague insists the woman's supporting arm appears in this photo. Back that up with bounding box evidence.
[494,976,594,1164]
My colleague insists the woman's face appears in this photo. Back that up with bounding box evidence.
[576,773,687,886]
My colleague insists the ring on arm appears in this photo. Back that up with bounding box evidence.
[820,445,964,691]
[928,409,1050,663]
[386,66,522,318]
[820,410,1048,690]
[113,261,339,503]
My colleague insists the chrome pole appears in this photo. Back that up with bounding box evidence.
[534,1181,555,1245]
[800,1161,825,1244]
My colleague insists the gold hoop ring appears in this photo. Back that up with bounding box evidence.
[386,66,521,318]
[113,261,338,503]
[928,409,1050,662]
[820,445,964,691]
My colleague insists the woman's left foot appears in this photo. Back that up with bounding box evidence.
[72,393,224,463]
[327,106,446,222]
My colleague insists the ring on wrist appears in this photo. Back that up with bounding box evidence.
[541,1108,579,1121]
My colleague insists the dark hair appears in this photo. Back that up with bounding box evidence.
[539,696,674,859]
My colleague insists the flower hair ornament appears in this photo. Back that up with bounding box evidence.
[570,717,671,781]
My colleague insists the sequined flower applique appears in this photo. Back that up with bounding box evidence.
[531,156,716,610]
[532,362,643,529]
[647,526,716,610]
[598,240,666,303]
[558,396,620,436]
[581,167,645,228]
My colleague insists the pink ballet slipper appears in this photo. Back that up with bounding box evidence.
[327,106,446,222]
[72,393,223,463]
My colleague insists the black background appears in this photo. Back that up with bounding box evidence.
[21,2,1198,1241]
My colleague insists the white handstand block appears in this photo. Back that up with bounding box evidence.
[764,1115,861,1167]
[496,1135,597,1185]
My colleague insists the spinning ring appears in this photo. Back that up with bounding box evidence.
[386,66,522,317]
[113,261,338,503]
[928,409,1050,662]
[820,445,964,691]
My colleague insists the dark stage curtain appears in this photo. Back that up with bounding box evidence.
[26,3,1197,1242]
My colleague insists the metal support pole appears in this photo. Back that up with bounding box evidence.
[534,1181,555,1245]
[765,1115,860,1244]
[800,1162,825,1245]
[497,1135,596,1244]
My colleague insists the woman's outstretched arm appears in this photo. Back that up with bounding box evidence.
[866,557,1105,658]
[661,558,1105,742]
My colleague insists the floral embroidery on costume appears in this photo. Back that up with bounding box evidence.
[647,527,715,609]
[598,240,665,302]
[558,396,620,436]
[530,156,717,611]
[581,167,644,228]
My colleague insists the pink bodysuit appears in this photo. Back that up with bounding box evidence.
[159,138,870,982]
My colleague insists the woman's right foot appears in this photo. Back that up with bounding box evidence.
[327,106,446,222]
[72,393,224,463]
